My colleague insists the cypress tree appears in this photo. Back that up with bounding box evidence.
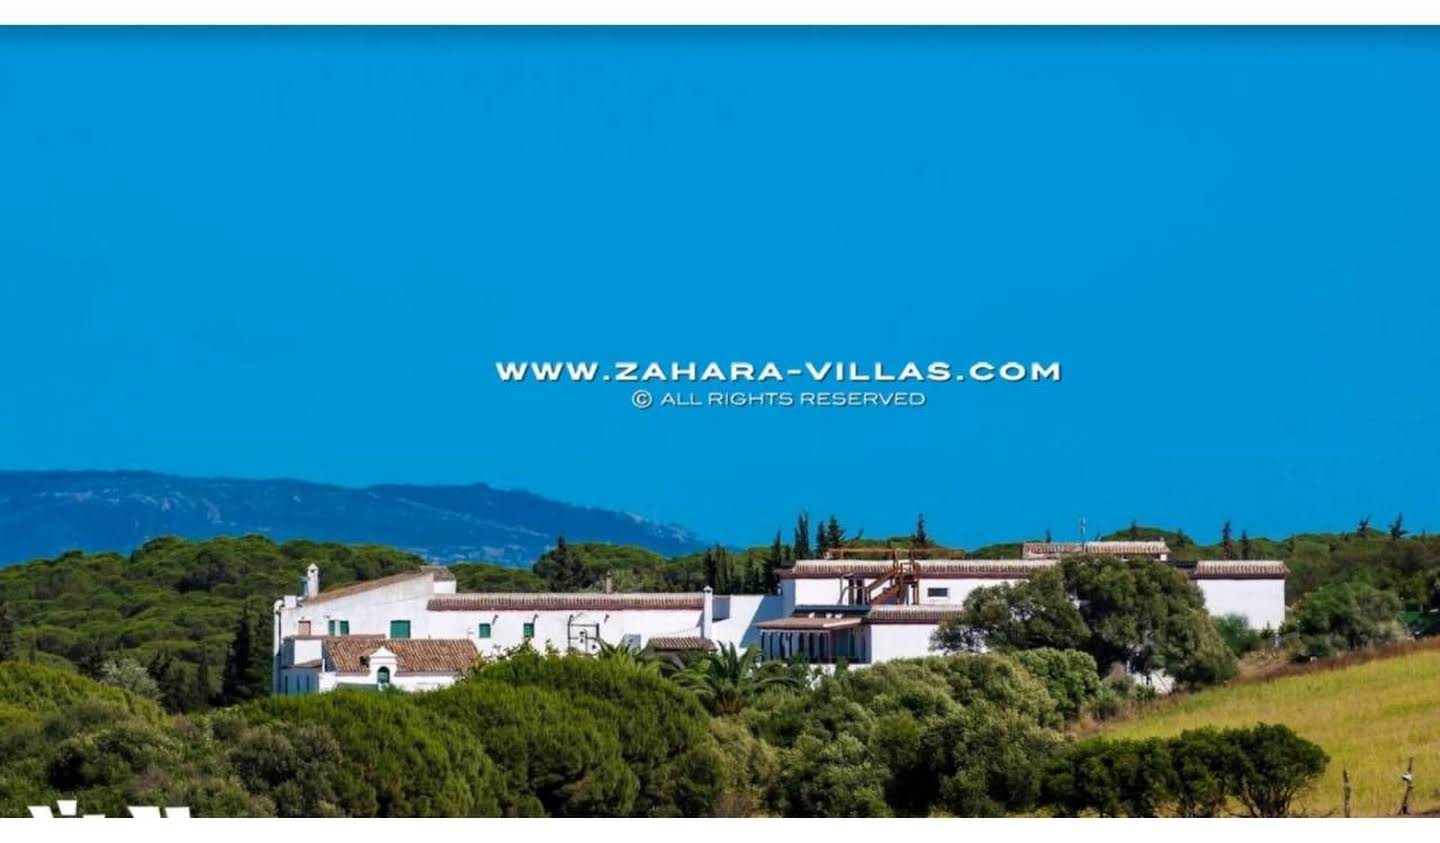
[0,601,15,662]
[825,515,845,550]
[1240,530,1253,561]
[703,547,719,590]
[222,600,270,704]
[764,530,786,593]
[1221,520,1235,560]
[548,534,587,590]
[192,647,213,711]
[913,513,931,548]
[792,512,812,560]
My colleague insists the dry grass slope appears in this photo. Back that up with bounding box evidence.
[1104,640,1440,817]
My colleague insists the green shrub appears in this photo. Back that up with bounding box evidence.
[420,679,638,816]
[1286,581,1405,659]
[239,691,505,816]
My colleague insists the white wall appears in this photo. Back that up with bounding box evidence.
[714,594,786,647]
[278,574,441,641]
[867,623,944,663]
[1196,579,1286,630]
[427,607,706,657]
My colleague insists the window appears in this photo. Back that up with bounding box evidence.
[298,620,311,636]
[522,622,535,639]
[926,587,950,599]
[389,620,411,639]
[377,666,391,689]
[327,619,350,636]
[477,623,492,639]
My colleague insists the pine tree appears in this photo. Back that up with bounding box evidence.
[913,513,931,547]
[815,524,830,559]
[1240,530,1252,561]
[1390,513,1407,541]
[0,600,15,662]
[792,512,812,560]
[1221,520,1235,560]
[1356,515,1373,538]
[1128,520,1141,540]
[1044,528,1053,543]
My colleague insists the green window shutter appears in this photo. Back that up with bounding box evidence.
[339,620,350,636]
[477,623,491,639]
[327,620,335,635]
[389,620,411,640]
[523,622,535,639]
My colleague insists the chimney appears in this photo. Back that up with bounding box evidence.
[603,572,614,594]
[701,586,714,640]
[304,564,320,599]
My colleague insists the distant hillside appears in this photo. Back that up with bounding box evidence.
[0,470,707,566]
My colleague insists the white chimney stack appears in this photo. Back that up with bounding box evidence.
[304,564,320,599]
[701,586,714,640]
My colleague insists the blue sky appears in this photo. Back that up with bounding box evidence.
[1,28,1437,548]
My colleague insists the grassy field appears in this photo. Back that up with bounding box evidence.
[1103,639,1440,817]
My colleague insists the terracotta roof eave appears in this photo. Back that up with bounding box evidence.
[647,636,716,651]
[429,593,704,611]
[780,560,1056,579]
[755,616,863,630]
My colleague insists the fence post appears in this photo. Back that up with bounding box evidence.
[1343,769,1351,818]
[1398,756,1415,816]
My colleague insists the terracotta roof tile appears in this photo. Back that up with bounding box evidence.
[428,593,704,611]
[866,605,967,624]
[1022,541,1170,559]
[1189,560,1289,579]
[304,566,454,605]
[646,636,716,651]
[324,637,481,675]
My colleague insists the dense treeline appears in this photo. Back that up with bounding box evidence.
[0,645,1328,817]
[2,514,1438,714]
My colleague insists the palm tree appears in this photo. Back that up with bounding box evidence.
[670,643,803,715]
[594,638,661,674]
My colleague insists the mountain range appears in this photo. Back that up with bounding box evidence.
[0,470,708,567]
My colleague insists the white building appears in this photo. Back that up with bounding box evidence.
[272,541,1288,693]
